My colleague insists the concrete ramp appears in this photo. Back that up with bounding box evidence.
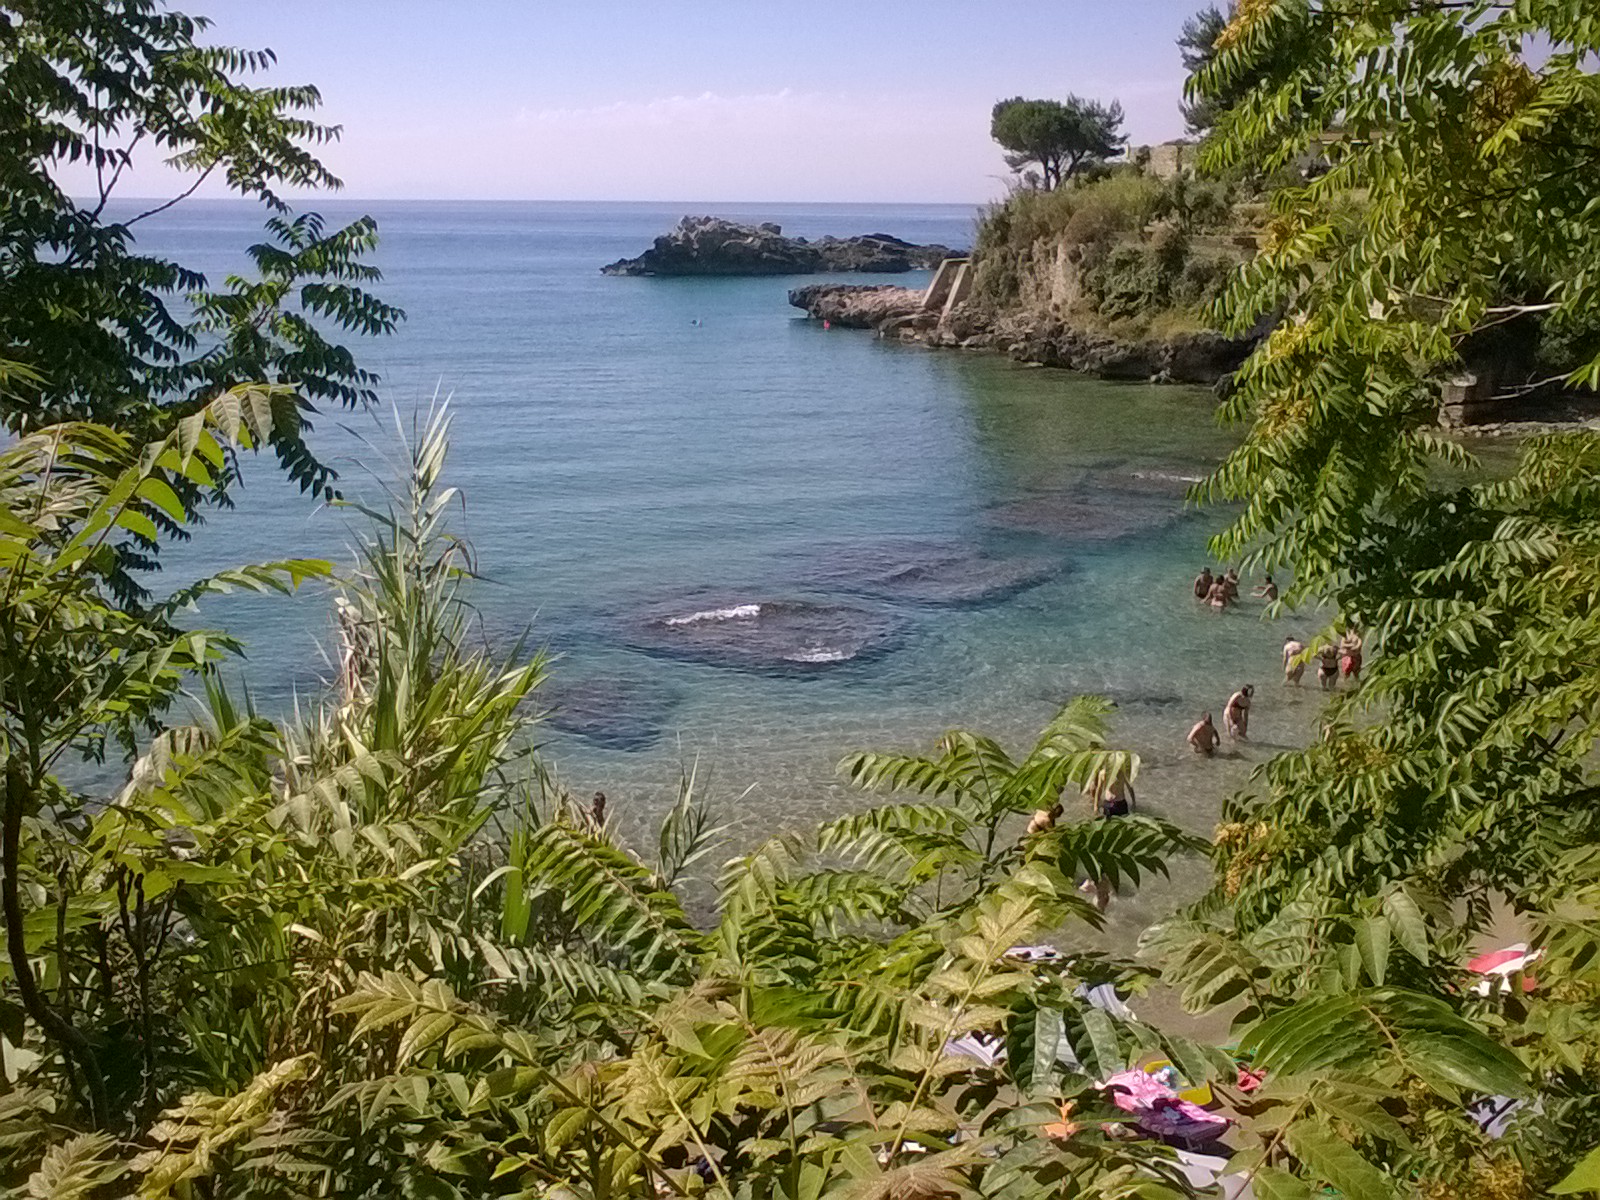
[921,256,973,326]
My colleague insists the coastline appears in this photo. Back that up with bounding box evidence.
[789,281,1256,386]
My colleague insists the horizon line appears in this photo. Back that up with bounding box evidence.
[79,195,996,208]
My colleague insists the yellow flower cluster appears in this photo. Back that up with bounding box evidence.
[1216,0,1276,51]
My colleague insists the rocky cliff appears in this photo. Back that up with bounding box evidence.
[602,216,958,277]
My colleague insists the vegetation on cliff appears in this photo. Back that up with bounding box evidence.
[970,171,1252,339]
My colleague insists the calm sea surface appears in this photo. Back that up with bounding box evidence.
[129,199,1322,939]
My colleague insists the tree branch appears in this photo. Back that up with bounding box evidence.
[2,761,108,1126]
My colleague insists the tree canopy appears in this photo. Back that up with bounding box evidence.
[1177,6,1230,134]
[1168,0,1600,1188]
[0,1,402,508]
[1177,2,1325,142]
[990,95,1126,190]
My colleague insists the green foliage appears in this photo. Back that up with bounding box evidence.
[1144,0,1600,1191]
[1177,2,1321,143]
[990,95,1126,190]
[0,1,402,507]
[0,406,1217,1197]
[1177,6,1232,135]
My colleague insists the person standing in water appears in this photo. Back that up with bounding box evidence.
[1340,626,1364,683]
[1317,643,1340,690]
[1206,578,1230,611]
[1253,575,1279,603]
[1188,713,1220,756]
[1222,569,1241,604]
[1224,684,1254,740]
[1025,803,1062,838]
[1282,634,1306,686]
[1193,566,1214,601]
[1097,767,1136,818]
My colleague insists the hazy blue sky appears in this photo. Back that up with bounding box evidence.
[71,1,1207,203]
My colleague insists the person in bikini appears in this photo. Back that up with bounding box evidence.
[1317,643,1340,690]
[1187,713,1220,756]
[1224,684,1254,741]
[1206,579,1230,611]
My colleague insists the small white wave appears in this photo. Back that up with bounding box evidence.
[664,603,762,626]
[786,647,850,663]
[1131,470,1204,484]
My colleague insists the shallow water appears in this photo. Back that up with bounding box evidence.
[129,199,1327,943]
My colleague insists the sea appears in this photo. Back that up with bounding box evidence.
[126,199,1326,940]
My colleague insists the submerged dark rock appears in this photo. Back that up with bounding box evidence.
[602,216,958,277]
[985,483,1186,542]
[803,541,1062,606]
[539,675,681,752]
[628,597,903,674]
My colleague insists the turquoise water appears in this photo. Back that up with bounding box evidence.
[135,200,1320,938]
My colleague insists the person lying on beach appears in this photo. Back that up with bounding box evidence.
[1224,685,1254,740]
[1253,575,1279,602]
[1317,644,1340,690]
[1282,635,1306,686]
[1192,566,1214,600]
[1188,713,1220,756]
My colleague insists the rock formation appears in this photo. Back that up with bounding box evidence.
[602,216,957,277]
[787,283,1257,386]
[786,284,925,329]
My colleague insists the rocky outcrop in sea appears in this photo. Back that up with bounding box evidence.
[786,284,926,328]
[602,216,958,277]
[788,283,1256,386]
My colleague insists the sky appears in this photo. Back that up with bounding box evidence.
[59,0,1207,205]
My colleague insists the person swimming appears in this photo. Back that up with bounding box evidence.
[1224,685,1254,740]
[1282,634,1306,685]
[1188,713,1220,756]
[1193,566,1214,600]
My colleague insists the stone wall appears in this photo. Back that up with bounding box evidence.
[1131,142,1193,181]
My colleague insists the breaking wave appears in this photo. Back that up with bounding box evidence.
[664,603,763,626]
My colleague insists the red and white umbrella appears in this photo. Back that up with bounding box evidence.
[1467,943,1541,995]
